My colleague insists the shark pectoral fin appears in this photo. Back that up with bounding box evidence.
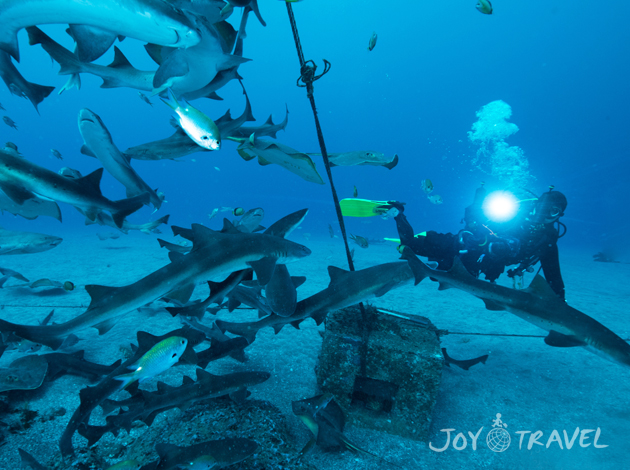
[94,318,118,336]
[544,330,587,348]
[68,25,117,62]
[85,284,119,309]
[227,297,241,312]
[167,251,185,263]
[80,144,96,158]
[482,299,504,311]
[0,183,37,205]
[167,283,195,305]
[437,282,453,291]
[153,52,189,89]
[374,281,398,298]
[248,257,277,286]
[229,387,248,403]
[292,276,307,288]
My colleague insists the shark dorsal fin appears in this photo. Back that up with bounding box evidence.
[327,266,350,285]
[195,368,213,382]
[182,375,195,385]
[85,284,118,309]
[448,256,473,278]
[221,219,240,234]
[264,114,274,125]
[109,46,133,69]
[263,209,308,238]
[168,251,185,263]
[76,168,104,196]
[136,331,160,352]
[156,381,175,393]
[190,224,222,251]
[524,274,558,300]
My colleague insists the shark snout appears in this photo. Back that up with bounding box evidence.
[48,237,63,247]
[298,245,312,258]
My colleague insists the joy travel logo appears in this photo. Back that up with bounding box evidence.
[429,413,608,453]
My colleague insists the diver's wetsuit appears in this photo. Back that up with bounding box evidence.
[394,211,566,299]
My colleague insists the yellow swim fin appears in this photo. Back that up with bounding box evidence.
[340,198,391,217]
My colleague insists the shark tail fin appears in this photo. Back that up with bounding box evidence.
[383,154,399,170]
[23,82,55,114]
[111,193,150,228]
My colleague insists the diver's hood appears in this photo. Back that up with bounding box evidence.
[532,190,567,224]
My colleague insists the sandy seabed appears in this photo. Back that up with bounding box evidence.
[1,231,629,470]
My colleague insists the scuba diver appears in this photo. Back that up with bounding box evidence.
[384,185,568,299]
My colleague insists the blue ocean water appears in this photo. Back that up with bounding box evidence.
[1,1,630,469]
[3,1,628,253]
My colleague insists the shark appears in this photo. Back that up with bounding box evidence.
[59,327,205,458]
[399,246,630,368]
[0,148,148,227]
[78,109,163,209]
[152,16,249,95]
[0,227,62,255]
[230,135,325,185]
[228,106,289,139]
[164,269,251,319]
[263,264,306,317]
[0,0,201,62]
[85,213,170,235]
[308,150,399,170]
[215,261,415,342]
[79,368,270,446]
[0,210,311,349]
[0,51,54,112]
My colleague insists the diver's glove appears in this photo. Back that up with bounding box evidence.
[385,200,406,213]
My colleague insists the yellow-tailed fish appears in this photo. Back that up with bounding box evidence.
[368,32,378,51]
[476,0,493,14]
[177,455,217,470]
[106,460,141,470]
[114,336,187,389]
[350,234,369,248]
[161,89,221,150]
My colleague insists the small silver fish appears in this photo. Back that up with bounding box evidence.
[350,234,369,248]
[161,89,220,150]
[328,224,334,238]
[428,194,443,205]
[421,179,433,194]
[208,208,219,220]
[476,0,493,14]
[368,32,378,51]
[114,336,187,389]
[50,149,63,160]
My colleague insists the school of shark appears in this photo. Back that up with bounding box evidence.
[0,0,628,469]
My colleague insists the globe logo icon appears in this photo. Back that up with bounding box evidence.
[486,427,511,452]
